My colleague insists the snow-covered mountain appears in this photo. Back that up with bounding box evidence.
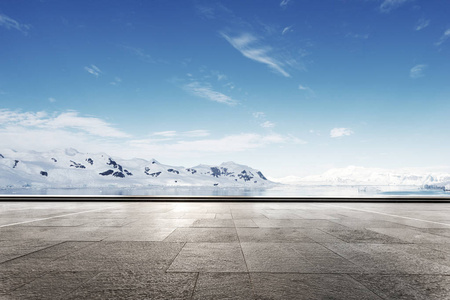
[0,149,274,189]
[273,166,450,190]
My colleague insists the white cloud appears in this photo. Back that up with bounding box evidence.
[330,128,354,138]
[153,131,177,137]
[184,81,237,105]
[221,32,290,77]
[116,132,308,159]
[435,28,450,46]
[183,130,210,137]
[211,71,227,81]
[253,112,266,119]
[153,130,210,138]
[0,109,129,138]
[261,121,275,128]
[110,77,122,85]
[379,0,411,13]
[280,0,292,8]
[48,97,56,103]
[195,5,215,19]
[151,133,304,153]
[282,26,293,35]
[415,19,430,31]
[298,84,316,97]
[84,65,102,77]
[120,45,154,63]
[224,82,235,90]
[0,109,305,162]
[0,13,30,34]
[346,33,369,39]
[409,64,427,79]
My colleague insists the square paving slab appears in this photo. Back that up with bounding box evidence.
[0,200,449,299]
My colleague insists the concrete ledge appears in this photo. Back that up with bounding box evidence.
[1,195,450,202]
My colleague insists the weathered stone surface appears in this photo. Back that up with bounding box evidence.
[1,201,449,299]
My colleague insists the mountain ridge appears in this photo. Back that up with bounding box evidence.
[0,149,274,189]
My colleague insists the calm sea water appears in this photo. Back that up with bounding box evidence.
[1,185,449,197]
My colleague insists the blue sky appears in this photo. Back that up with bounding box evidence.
[1,0,449,178]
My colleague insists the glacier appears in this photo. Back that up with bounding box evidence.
[273,166,450,191]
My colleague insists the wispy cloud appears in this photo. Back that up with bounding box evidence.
[298,84,316,97]
[280,0,292,9]
[127,133,306,159]
[415,18,430,31]
[0,109,305,162]
[84,65,102,77]
[282,25,293,35]
[260,121,275,128]
[48,97,56,103]
[184,81,237,105]
[153,131,177,137]
[120,45,154,63]
[221,32,290,77]
[409,64,427,79]
[346,33,369,39]
[183,130,210,137]
[0,109,129,138]
[0,13,30,35]
[150,133,305,153]
[110,77,122,85]
[253,112,266,119]
[210,70,227,81]
[435,28,450,46]
[195,5,215,19]
[379,0,411,13]
[330,128,354,138]
[152,130,210,138]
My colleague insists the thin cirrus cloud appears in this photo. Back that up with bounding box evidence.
[282,26,293,35]
[260,121,275,128]
[110,77,122,85]
[184,81,237,105]
[183,130,210,137]
[435,28,450,46]
[280,0,292,9]
[153,131,177,137]
[120,45,154,63]
[330,128,354,138]
[298,84,316,97]
[149,133,305,153]
[345,33,369,39]
[379,0,411,13]
[253,112,266,119]
[221,32,290,77]
[410,64,427,79]
[84,65,102,77]
[415,19,430,31]
[0,13,30,34]
[152,130,210,138]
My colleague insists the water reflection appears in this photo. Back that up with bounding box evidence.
[1,185,449,197]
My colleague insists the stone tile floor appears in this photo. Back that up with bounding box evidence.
[0,201,449,299]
